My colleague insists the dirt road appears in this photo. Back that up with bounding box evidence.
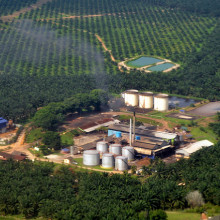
[95,34,116,62]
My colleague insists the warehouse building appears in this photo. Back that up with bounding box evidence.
[108,124,179,143]
[176,140,213,159]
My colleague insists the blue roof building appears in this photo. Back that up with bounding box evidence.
[0,117,8,130]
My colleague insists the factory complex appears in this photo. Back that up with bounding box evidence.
[63,110,214,172]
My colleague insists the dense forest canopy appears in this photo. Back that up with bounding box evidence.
[0,0,219,121]
[0,142,220,219]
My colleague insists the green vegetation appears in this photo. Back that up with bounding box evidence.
[32,89,109,131]
[0,142,220,218]
[42,131,61,150]
[0,0,219,121]
[209,113,220,138]
[60,131,74,146]
[26,128,44,143]
[0,0,37,16]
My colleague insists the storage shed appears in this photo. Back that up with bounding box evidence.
[176,140,213,159]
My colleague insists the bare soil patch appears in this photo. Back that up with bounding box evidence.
[187,102,220,116]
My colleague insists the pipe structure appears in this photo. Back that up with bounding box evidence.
[130,118,132,146]
[133,111,136,144]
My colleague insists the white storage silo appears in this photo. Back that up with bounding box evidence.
[115,156,128,171]
[122,146,135,161]
[83,150,100,166]
[154,93,169,111]
[139,92,154,109]
[124,90,139,107]
[102,153,114,168]
[96,141,108,154]
[109,144,122,155]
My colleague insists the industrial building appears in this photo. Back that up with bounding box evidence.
[122,90,169,111]
[176,140,213,159]
[0,117,8,133]
[108,124,179,143]
[0,152,26,161]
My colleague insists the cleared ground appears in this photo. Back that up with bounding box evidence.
[188,102,220,116]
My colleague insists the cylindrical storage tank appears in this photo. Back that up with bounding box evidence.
[109,144,122,155]
[122,146,135,161]
[135,136,141,140]
[96,141,108,154]
[124,90,139,106]
[115,156,128,171]
[139,92,153,109]
[154,93,169,111]
[83,150,100,166]
[102,153,114,169]
[116,131,122,138]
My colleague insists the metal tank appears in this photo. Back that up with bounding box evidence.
[124,90,139,107]
[96,141,108,154]
[122,146,135,161]
[109,144,122,155]
[102,153,114,168]
[83,150,100,166]
[154,93,169,111]
[139,92,153,109]
[115,156,128,171]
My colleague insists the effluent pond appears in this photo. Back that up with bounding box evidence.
[124,56,178,72]
[126,56,163,68]
[169,96,199,108]
[147,63,175,71]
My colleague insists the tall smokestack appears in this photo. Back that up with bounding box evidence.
[133,111,136,144]
[130,118,132,147]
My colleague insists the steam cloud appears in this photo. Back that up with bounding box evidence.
[0,19,108,90]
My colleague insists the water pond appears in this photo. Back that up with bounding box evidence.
[126,56,163,68]
[147,63,174,71]
[169,96,198,108]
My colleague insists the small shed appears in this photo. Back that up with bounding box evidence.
[0,117,8,133]
[64,157,76,164]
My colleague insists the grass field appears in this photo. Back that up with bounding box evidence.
[166,211,200,220]
[73,157,114,171]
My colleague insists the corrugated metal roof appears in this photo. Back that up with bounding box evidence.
[108,124,177,140]
[0,118,7,124]
[176,140,213,156]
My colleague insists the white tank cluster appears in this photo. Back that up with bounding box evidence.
[123,90,169,111]
[83,142,135,171]
[83,150,100,166]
